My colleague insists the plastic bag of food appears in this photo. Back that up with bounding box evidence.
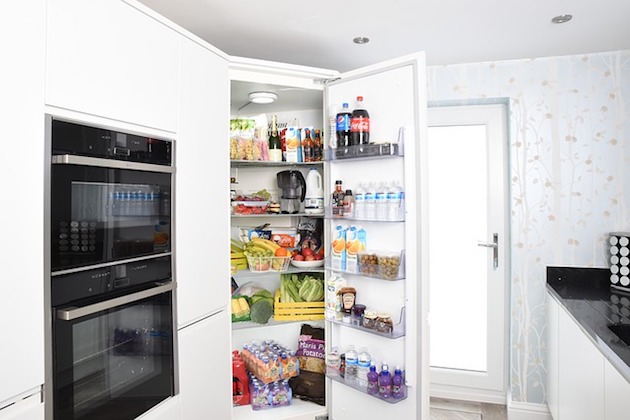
[289,324,325,405]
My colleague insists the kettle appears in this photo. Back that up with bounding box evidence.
[276,170,306,214]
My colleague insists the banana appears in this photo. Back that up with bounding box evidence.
[230,251,246,259]
[250,237,280,252]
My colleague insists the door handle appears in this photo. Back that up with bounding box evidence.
[477,233,498,270]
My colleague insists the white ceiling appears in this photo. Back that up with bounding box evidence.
[137,0,630,113]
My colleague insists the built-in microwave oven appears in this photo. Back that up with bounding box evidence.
[49,117,174,273]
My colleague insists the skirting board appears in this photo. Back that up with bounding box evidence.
[507,399,552,420]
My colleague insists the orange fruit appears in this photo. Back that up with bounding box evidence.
[275,247,289,257]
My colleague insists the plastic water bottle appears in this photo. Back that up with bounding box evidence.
[387,181,403,221]
[367,364,379,395]
[375,182,388,220]
[364,183,376,220]
[378,362,392,398]
[354,183,365,219]
[344,345,358,385]
[356,348,372,390]
[392,367,405,399]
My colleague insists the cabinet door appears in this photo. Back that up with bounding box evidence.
[175,37,230,327]
[546,295,560,419]
[45,0,179,132]
[0,393,44,420]
[325,53,429,420]
[558,307,604,420]
[604,360,630,420]
[0,0,45,405]
[178,312,232,420]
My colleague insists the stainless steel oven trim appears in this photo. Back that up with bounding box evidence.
[52,154,175,173]
[56,281,176,321]
[51,252,173,277]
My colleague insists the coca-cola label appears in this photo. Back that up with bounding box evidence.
[350,117,370,132]
[336,114,350,131]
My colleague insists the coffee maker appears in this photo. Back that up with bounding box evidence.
[277,170,306,214]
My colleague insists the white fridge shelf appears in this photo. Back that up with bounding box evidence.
[232,398,326,420]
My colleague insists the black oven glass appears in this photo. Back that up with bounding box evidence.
[53,291,174,420]
[50,119,173,273]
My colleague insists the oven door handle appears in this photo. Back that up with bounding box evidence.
[52,154,175,174]
[56,282,176,321]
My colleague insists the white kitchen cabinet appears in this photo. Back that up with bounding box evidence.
[175,35,230,327]
[0,0,45,409]
[604,359,630,420]
[546,296,559,420]
[556,300,605,420]
[178,311,232,420]
[45,0,179,132]
[0,393,44,420]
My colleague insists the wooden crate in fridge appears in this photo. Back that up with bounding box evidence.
[274,289,325,321]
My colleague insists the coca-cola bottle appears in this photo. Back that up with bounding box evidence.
[350,96,370,145]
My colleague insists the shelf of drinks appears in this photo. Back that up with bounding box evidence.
[232,398,327,420]
[326,307,406,340]
[325,143,403,162]
[325,206,405,222]
[231,213,325,219]
[326,371,407,404]
[233,266,325,280]
[325,265,405,282]
[231,317,307,331]
[230,160,324,168]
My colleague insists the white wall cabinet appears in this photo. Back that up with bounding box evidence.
[175,36,230,327]
[0,393,44,420]
[547,294,630,420]
[45,0,179,132]
[0,0,46,409]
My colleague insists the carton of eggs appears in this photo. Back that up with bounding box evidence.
[610,232,630,289]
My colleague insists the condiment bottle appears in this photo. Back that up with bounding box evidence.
[338,287,357,314]
[343,189,354,218]
[302,128,313,162]
[332,180,345,216]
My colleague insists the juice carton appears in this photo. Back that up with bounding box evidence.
[285,126,302,163]
[331,224,348,271]
[346,226,367,273]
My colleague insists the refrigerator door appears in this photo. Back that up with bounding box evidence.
[324,52,429,420]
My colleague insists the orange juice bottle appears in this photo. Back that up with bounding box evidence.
[331,224,348,271]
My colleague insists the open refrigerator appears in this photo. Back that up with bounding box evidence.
[228,54,429,420]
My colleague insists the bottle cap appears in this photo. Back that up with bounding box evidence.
[336,180,343,185]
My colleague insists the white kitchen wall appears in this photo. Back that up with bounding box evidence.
[426,50,630,404]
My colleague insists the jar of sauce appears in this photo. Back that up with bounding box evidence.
[376,312,393,334]
[339,287,357,314]
[362,310,378,329]
[351,304,366,326]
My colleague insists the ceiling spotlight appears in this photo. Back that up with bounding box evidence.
[249,91,278,104]
[551,14,573,24]
[353,36,370,45]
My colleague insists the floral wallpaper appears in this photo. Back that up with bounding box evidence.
[426,50,630,404]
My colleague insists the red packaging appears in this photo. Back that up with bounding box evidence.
[232,351,250,406]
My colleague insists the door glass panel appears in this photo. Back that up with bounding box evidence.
[428,124,488,372]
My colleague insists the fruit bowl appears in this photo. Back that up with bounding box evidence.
[290,259,325,269]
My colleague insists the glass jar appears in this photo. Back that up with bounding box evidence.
[376,312,393,334]
[362,310,378,329]
[351,304,366,326]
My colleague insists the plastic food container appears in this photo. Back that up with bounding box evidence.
[378,250,403,280]
[358,251,379,276]
[246,255,291,272]
[232,200,269,215]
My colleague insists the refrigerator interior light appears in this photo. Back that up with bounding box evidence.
[249,91,278,104]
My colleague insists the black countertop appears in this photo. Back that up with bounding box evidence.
[547,266,630,383]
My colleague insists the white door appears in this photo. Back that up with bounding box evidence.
[325,52,430,420]
[427,104,509,403]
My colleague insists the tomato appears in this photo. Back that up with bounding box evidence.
[313,254,323,261]
[305,255,315,261]
[301,248,314,257]
[293,254,305,261]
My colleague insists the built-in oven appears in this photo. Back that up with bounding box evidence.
[49,118,173,272]
[51,257,175,420]
[46,116,177,420]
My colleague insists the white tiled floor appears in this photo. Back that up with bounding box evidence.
[430,398,507,420]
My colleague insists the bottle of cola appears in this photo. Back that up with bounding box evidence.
[336,103,351,148]
[350,96,370,145]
